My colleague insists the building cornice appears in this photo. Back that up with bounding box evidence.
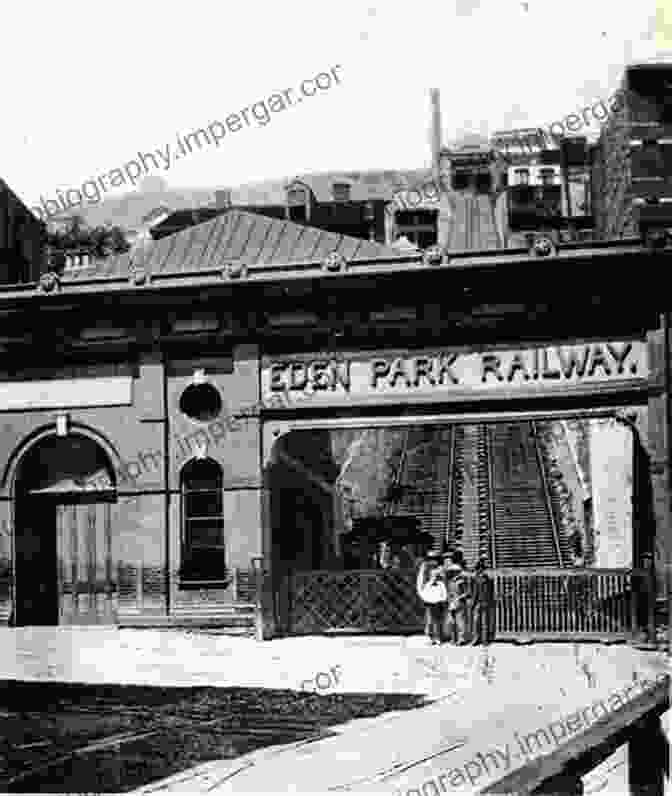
[0,238,660,309]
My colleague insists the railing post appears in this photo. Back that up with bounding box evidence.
[647,564,656,646]
[630,570,638,640]
[136,562,143,612]
[361,572,370,631]
[252,557,275,641]
[279,572,290,634]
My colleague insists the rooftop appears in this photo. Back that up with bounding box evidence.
[60,208,405,283]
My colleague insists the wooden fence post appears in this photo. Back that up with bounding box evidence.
[136,562,143,612]
[231,568,238,602]
[647,566,657,645]
[252,559,275,641]
[630,570,639,640]
[279,573,290,635]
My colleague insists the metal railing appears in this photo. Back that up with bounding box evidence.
[493,567,650,639]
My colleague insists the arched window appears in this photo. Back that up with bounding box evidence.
[332,182,351,202]
[180,458,226,584]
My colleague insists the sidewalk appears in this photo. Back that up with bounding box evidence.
[0,628,668,793]
[130,640,668,793]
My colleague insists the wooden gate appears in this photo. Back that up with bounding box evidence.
[284,570,424,634]
[56,502,117,625]
[283,568,650,639]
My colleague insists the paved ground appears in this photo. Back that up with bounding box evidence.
[0,680,427,792]
[0,628,669,793]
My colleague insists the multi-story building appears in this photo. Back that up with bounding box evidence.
[592,58,672,242]
[149,177,393,246]
[0,179,44,285]
[489,131,593,244]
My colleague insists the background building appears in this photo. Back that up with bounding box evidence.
[591,59,672,241]
[0,179,44,285]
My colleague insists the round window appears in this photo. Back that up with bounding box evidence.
[179,383,223,423]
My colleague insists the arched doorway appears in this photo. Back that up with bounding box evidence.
[268,430,339,577]
[13,432,117,626]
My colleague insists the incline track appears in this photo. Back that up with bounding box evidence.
[387,422,567,569]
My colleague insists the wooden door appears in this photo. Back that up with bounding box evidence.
[56,502,117,625]
[14,498,59,626]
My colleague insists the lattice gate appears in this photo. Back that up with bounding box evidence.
[283,568,647,638]
[285,570,425,634]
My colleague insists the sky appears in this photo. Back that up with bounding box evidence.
[0,0,668,211]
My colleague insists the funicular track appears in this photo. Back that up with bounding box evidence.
[390,426,455,551]
[288,419,642,638]
[392,421,566,569]
[446,420,564,569]
[487,421,565,569]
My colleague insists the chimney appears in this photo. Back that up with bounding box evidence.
[430,89,442,183]
[216,189,232,209]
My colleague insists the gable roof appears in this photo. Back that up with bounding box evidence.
[61,208,405,282]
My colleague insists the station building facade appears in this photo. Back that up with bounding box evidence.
[0,194,669,638]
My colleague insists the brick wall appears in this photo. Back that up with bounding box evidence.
[594,105,638,240]
[0,343,264,624]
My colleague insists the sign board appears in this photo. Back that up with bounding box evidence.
[0,377,133,412]
[261,341,648,409]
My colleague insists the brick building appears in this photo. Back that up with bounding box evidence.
[591,59,672,241]
[0,181,669,639]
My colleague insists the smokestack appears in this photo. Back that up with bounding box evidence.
[430,89,442,182]
[216,189,232,209]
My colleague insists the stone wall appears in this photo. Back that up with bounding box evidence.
[589,419,634,568]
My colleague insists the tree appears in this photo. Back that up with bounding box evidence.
[46,216,130,258]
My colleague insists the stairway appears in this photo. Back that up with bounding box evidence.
[121,568,260,633]
[119,604,257,633]
[488,422,564,568]
[393,427,454,550]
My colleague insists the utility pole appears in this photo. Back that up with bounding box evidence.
[663,309,671,648]
[430,89,442,186]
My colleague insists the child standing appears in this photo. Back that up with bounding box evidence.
[416,550,447,645]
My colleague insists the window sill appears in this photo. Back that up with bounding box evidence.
[177,578,230,591]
